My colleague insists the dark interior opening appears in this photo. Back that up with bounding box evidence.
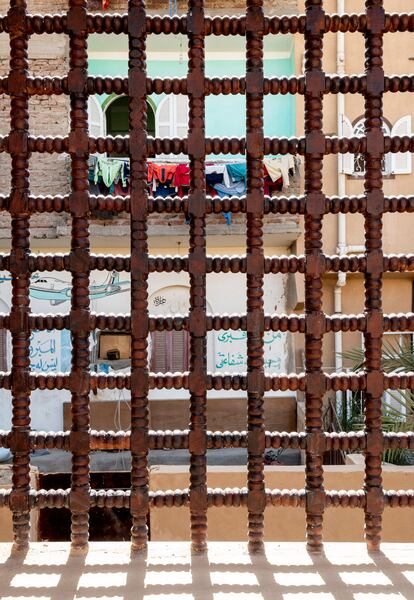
[38,472,148,542]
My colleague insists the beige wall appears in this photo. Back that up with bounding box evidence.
[294,0,414,372]
[150,464,414,542]
[0,466,39,543]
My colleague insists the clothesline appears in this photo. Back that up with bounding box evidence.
[88,155,299,225]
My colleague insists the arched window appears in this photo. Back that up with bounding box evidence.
[87,95,156,138]
[340,115,412,176]
[105,96,155,137]
[352,118,391,176]
[88,95,106,138]
[156,95,188,138]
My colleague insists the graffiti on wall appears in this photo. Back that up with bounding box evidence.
[214,330,285,372]
[0,271,130,306]
[30,332,59,372]
[0,276,289,375]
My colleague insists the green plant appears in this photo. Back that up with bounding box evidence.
[341,339,414,465]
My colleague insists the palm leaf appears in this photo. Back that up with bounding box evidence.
[340,338,414,465]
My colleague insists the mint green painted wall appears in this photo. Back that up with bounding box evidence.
[89,56,295,138]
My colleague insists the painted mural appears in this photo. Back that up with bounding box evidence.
[0,270,131,374]
[0,271,130,306]
[0,271,292,429]
[0,272,290,375]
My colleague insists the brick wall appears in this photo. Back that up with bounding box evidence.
[0,0,298,13]
[91,0,298,14]
[0,0,299,245]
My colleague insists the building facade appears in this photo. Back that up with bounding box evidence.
[0,0,412,435]
[295,0,414,392]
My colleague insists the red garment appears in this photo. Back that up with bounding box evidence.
[173,164,190,196]
[264,176,283,196]
[173,164,190,188]
[102,0,110,8]
[114,182,129,197]
[147,163,177,185]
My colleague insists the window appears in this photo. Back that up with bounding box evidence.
[151,330,190,373]
[87,95,156,138]
[98,332,131,361]
[352,118,391,176]
[105,96,155,137]
[340,115,412,176]
[156,95,188,138]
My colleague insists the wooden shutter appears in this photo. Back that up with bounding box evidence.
[151,330,189,372]
[391,115,412,174]
[175,96,189,139]
[151,331,168,373]
[156,96,174,138]
[88,95,106,139]
[170,330,190,372]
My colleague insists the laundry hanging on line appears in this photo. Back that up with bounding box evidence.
[87,156,299,224]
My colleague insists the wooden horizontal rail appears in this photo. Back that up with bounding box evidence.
[1,312,414,334]
[0,487,413,511]
[2,134,414,156]
[0,371,413,393]
[0,13,413,37]
[1,194,414,217]
[2,74,414,97]
[1,252,414,275]
[0,429,412,452]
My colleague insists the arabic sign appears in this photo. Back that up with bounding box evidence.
[214,330,286,373]
[30,331,59,372]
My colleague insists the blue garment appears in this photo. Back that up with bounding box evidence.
[226,162,246,184]
[154,184,175,198]
[222,212,231,226]
[214,181,246,197]
[206,172,224,187]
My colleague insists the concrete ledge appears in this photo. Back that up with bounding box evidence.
[0,542,413,599]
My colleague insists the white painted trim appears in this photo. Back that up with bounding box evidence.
[89,50,293,61]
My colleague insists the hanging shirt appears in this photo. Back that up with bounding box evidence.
[214,181,246,197]
[206,163,231,187]
[264,156,295,187]
[206,172,224,188]
[173,164,190,190]
[96,157,123,189]
[148,163,177,192]
[226,162,247,185]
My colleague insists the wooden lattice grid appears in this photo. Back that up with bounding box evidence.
[0,0,413,554]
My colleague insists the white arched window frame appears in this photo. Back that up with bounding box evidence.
[155,95,188,139]
[340,115,412,176]
[88,95,106,138]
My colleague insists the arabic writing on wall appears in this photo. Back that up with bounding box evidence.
[30,331,60,372]
[214,330,285,372]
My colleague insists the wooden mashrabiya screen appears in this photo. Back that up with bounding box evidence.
[0,0,413,553]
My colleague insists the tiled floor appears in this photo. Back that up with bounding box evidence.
[0,542,413,599]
